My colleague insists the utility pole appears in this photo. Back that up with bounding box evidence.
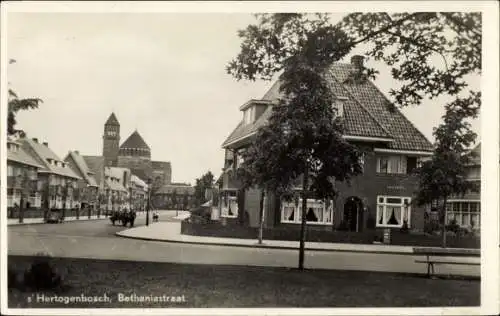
[146,178,151,226]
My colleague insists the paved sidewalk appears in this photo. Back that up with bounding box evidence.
[116,221,418,254]
[7,210,184,226]
[7,215,108,226]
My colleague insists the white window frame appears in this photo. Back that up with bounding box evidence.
[446,200,480,229]
[376,195,411,228]
[333,100,344,117]
[243,107,255,125]
[7,165,14,176]
[281,198,333,225]
[376,155,407,174]
[358,153,365,172]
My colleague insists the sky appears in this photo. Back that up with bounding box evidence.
[6,12,481,185]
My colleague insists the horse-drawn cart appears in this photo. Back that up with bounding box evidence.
[110,210,136,227]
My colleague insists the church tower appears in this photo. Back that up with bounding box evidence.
[102,112,120,167]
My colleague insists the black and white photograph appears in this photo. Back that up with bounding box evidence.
[1,1,499,315]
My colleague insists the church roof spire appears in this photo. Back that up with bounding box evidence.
[105,112,120,126]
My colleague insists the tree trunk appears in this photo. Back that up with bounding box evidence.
[442,197,448,248]
[258,190,265,244]
[19,196,24,224]
[299,164,309,271]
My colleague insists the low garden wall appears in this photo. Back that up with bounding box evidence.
[181,220,480,249]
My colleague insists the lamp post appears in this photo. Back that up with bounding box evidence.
[146,178,152,226]
[402,200,410,233]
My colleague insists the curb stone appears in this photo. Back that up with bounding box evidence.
[114,231,416,255]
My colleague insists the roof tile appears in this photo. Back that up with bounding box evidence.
[119,130,151,151]
[66,151,99,187]
[7,140,44,168]
[222,61,433,152]
[21,138,81,179]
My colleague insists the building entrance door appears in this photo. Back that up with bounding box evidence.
[343,197,363,232]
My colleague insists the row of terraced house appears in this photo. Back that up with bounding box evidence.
[6,110,198,220]
[215,55,481,234]
[6,136,149,220]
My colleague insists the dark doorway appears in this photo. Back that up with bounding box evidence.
[343,197,363,232]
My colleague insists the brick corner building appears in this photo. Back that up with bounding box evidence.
[219,55,436,233]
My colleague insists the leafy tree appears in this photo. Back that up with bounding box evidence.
[227,12,481,259]
[228,13,480,113]
[340,13,480,109]
[171,189,178,209]
[228,14,363,270]
[182,191,189,210]
[15,168,37,223]
[8,89,42,137]
[194,171,215,206]
[415,94,479,247]
[8,60,43,137]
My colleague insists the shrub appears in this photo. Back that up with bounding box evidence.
[23,254,62,291]
[424,219,440,235]
[446,219,460,234]
[337,221,348,231]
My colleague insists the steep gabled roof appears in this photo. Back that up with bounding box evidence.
[222,60,433,152]
[82,155,105,186]
[221,105,273,148]
[21,138,81,179]
[7,139,44,169]
[120,130,150,151]
[328,63,433,152]
[131,174,147,188]
[105,112,120,126]
[65,151,98,187]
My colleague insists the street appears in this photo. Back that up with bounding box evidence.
[8,212,480,277]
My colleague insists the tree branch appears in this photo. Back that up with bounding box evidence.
[440,13,481,37]
[385,30,450,71]
[346,12,428,48]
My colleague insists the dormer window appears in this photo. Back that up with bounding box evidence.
[240,99,272,125]
[243,106,255,125]
[7,142,19,152]
[46,158,52,164]
[333,97,347,118]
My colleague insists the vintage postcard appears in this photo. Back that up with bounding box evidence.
[1,1,499,315]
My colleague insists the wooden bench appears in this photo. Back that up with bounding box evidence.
[413,247,480,278]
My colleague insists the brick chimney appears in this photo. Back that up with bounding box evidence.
[43,142,48,147]
[351,55,364,69]
[32,138,38,143]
